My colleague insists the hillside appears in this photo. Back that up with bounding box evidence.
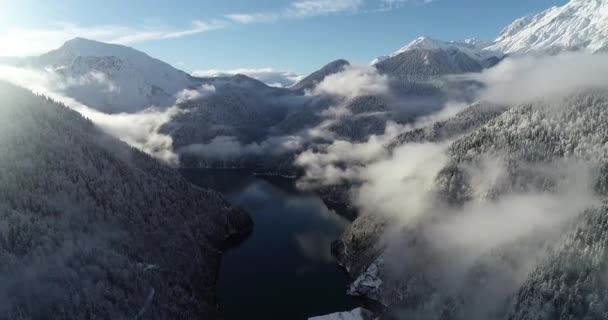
[0,81,252,319]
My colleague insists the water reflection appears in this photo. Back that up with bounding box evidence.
[180,169,361,320]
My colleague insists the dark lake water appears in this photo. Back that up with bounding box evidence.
[180,169,361,320]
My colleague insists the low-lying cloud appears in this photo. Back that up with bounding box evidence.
[299,51,608,318]
[180,135,304,161]
[0,64,210,165]
[296,101,467,188]
[192,68,303,88]
[458,52,608,106]
[308,65,390,99]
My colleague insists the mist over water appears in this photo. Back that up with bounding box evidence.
[180,169,365,320]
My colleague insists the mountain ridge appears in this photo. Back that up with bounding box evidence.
[488,0,608,54]
[0,80,252,319]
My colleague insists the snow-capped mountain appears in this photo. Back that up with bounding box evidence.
[487,0,608,54]
[292,59,351,92]
[394,36,502,63]
[374,0,608,73]
[370,36,504,82]
[374,45,485,82]
[26,38,194,112]
[371,36,503,72]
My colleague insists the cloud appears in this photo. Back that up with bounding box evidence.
[226,0,365,24]
[192,68,304,88]
[309,65,390,99]
[295,101,467,188]
[0,21,225,57]
[76,105,185,164]
[223,0,432,25]
[175,84,216,104]
[108,20,225,45]
[179,135,304,161]
[353,142,450,219]
[0,64,213,164]
[376,0,437,11]
[300,51,608,318]
[374,157,598,319]
[383,0,436,6]
[1,1,431,57]
[287,0,365,17]
[456,52,608,106]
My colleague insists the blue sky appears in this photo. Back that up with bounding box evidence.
[1,0,568,74]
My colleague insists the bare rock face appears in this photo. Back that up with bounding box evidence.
[0,81,252,319]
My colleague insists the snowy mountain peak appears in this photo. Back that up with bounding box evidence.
[32,38,193,113]
[397,36,448,53]
[391,36,503,62]
[54,37,150,60]
[488,0,608,54]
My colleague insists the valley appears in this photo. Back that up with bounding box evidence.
[180,169,365,319]
[1,0,608,319]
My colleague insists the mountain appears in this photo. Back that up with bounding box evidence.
[22,38,194,113]
[370,36,504,83]
[487,0,608,54]
[292,59,351,92]
[162,74,295,149]
[387,101,509,149]
[0,81,252,319]
[322,1,608,318]
[375,48,482,82]
[334,90,608,319]
[393,36,502,64]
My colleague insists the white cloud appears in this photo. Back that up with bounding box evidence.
[380,0,437,10]
[0,64,214,164]
[309,65,390,99]
[287,0,365,17]
[226,0,364,24]
[294,105,465,189]
[1,0,429,57]
[225,13,280,25]
[0,21,225,57]
[297,50,606,317]
[175,84,216,104]
[180,135,304,161]
[353,142,450,219]
[456,52,608,106]
[108,20,225,45]
[192,68,304,88]
[77,105,185,164]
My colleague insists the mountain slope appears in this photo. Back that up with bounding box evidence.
[0,81,251,319]
[375,46,484,82]
[337,90,608,319]
[23,38,194,112]
[488,0,608,54]
[292,59,350,92]
[393,36,502,64]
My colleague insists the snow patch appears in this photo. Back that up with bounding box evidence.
[487,0,608,54]
[308,308,374,320]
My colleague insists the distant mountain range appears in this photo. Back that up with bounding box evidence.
[7,0,605,172]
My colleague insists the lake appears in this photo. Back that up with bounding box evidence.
[180,169,362,320]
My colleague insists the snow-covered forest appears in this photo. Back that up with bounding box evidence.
[0,81,251,319]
